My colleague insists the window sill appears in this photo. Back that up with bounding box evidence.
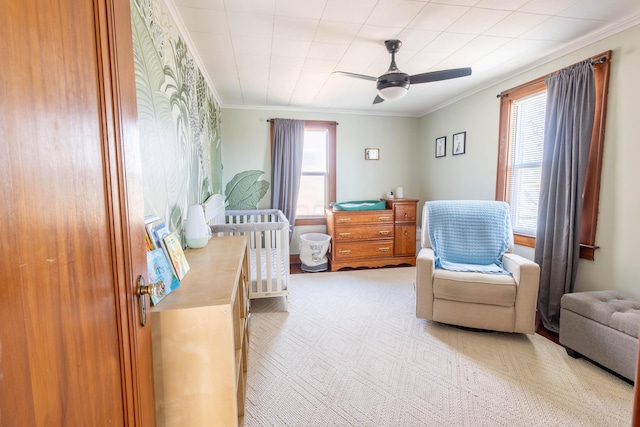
[514,234,535,248]
[513,233,598,260]
[295,217,326,226]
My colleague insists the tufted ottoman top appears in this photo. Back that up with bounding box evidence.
[561,290,640,338]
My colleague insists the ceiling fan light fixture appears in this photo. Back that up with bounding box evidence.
[378,85,408,100]
[377,73,410,100]
[334,39,471,105]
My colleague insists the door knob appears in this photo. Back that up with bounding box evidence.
[136,276,165,327]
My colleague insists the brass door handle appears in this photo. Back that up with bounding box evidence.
[136,276,165,327]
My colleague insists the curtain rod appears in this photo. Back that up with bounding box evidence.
[496,51,611,98]
[267,119,339,125]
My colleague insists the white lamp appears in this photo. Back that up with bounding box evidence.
[184,204,209,249]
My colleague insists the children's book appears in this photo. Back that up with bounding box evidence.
[161,232,190,281]
[144,230,154,251]
[147,219,170,250]
[146,248,181,305]
[144,215,160,250]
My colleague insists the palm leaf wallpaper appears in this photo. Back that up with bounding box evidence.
[131,0,222,235]
[225,170,270,210]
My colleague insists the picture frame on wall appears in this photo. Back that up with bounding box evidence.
[435,136,446,158]
[365,148,380,160]
[453,132,466,155]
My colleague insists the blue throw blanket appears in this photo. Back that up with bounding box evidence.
[427,200,512,274]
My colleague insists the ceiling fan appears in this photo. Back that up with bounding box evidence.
[333,39,472,104]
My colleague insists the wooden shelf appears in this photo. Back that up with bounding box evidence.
[150,235,249,426]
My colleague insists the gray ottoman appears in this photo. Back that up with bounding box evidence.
[559,290,640,382]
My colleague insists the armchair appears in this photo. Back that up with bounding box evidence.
[415,200,540,334]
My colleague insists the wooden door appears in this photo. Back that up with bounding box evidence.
[0,0,155,425]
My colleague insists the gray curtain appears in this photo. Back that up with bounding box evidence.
[535,59,596,333]
[271,118,304,240]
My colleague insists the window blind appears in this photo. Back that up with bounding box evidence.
[508,91,546,235]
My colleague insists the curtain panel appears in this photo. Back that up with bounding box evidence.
[270,118,304,240]
[535,59,596,333]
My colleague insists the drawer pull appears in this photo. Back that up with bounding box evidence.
[379,230,390,236]
[339,249,351,255]
[339,232,351,237]
[404,212,409,218]
[339,218,352,223]
[378,216,391,221]
[379,247,390,252]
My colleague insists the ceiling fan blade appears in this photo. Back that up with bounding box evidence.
[332,71,377,82]
[373,95,384,104]
[410,67,472,84]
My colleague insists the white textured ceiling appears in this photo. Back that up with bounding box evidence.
[170,0,640,116]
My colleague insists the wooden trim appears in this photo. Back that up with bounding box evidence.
[633,335,640,425]
[301,120,337,209]
[295,217,327,226]
[96,0,156,424]
[513,235,598,261]
[579,244,598,261]
[327,123,337,206]
[95,0,136,424]
[514,234,535,248]
[580,50,611,248]
[495,80,545,201]
[495,92,510,201]
[290,254,302,265]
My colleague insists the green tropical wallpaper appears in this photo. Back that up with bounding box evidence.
[130,0,222,234]
[225,170,270,210]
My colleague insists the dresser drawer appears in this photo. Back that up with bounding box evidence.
[334,224,394,241]
[333,241,394,259]
[394,204,416,222]
[331,210,393,225]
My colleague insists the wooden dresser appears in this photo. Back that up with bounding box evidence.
[150,235,250,426]
[325,198,419,271]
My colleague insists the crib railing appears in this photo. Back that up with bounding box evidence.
[210,209,290,309]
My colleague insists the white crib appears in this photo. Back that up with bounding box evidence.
[206,203,290,310]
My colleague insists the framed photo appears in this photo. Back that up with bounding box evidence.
[435,136,446,158]
[453,132,466,155]
[365,148,379,160]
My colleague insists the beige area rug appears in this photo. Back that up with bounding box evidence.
[245,267,633,426]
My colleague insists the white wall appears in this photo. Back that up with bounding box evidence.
[419,23,640,295]
[221,109,421,252]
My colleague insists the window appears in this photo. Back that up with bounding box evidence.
[506,91,546,236]
[296,121,336,225]
[270,120,336,226]
[496,51,611,260]
[297,128,328,217]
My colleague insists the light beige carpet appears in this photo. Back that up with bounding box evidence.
[245,267,633,426]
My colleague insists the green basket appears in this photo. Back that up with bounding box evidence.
[330,200,386,211]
